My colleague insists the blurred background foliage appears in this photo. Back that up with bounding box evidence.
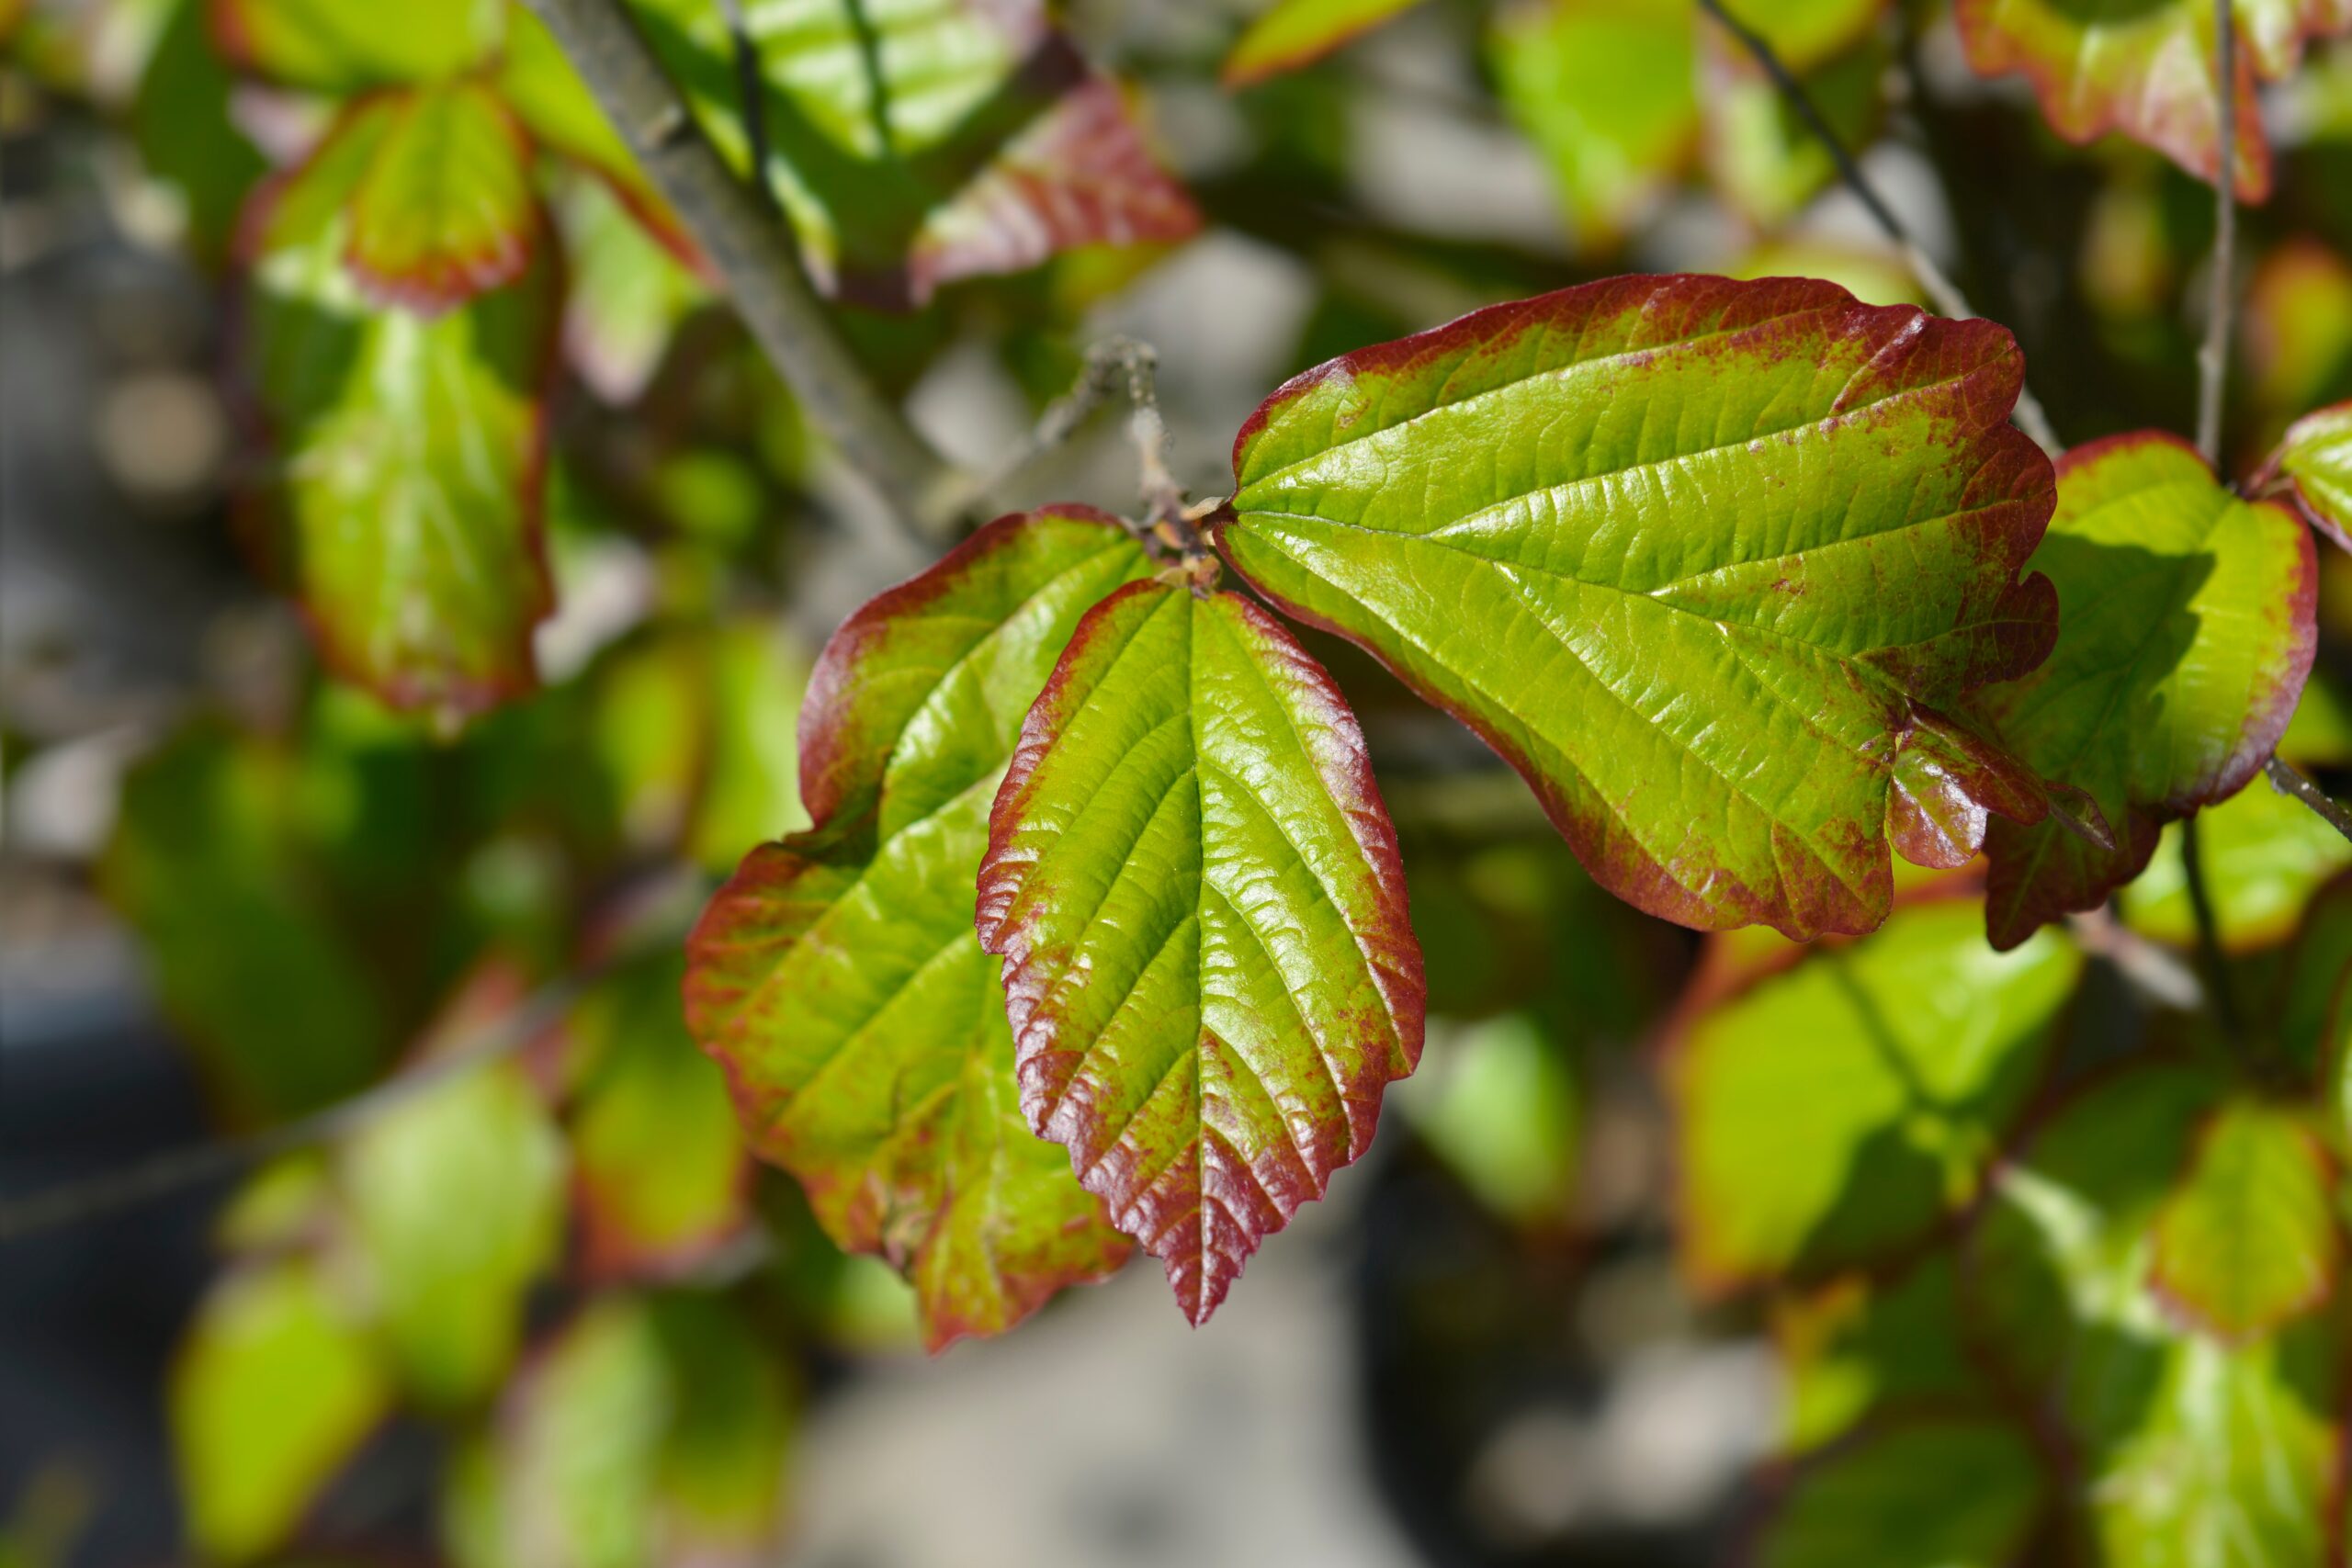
[2,0,2351,1564]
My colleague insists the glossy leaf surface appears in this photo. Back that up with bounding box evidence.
[2265,400,2352,554]
[1979,434,2317,948]
[340,81,538,312]
[1967,1063,2340,1567]
[2150,1100,2338,1342]
[977,582,1426,1323]
[1224,0,1429,86]
[1953,0,2352,198]
[1669,899,2079,1291]
[1220,273,2068,941]
[686,510,1153,1348]
[1752,1417,2046,1568]
[239,130,558,719]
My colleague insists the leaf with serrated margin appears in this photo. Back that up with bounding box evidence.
[340,80,538,313]
[2261,401,2352,554]
[1218,273,2072,942]
[1978,433,2317,950]
[685,509,1154,1350]
[976,581,1426,1324]
[1749,1417,2047,1568]
[1967,1062,2342,1567]
[2150,1099,2338,1342]
[1954,0,2352,199]
[1223,0,1430,87]
[208,0,502,91]
[234,113,558,721]
[1668,898,2079,1292]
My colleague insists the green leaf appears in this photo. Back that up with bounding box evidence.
[339,80,540,313]
[1750,1417,2047,1568]
[569,952,752,1279]
[1701,25,1888,230]
[2150,1100,2339,1342]
[1489,0,1698,244]
[1222,0,1430,86]
[1400,1011,1580,1225]
[1951,0,2351,198]
[239,125,559,720]
[2264,400,2352,555]
[2120,775,2352,952]
[1966,1062,2341,1568]
[686,509,1153,1348]
[625,0,1198,306]
[975,581,1426,1323]
[209,0,502,90]
[2279,873,2352,1088]
[1219,273,2072,941]
[498,7,694,265]
[1668,898,2080,1291]
[172,1258,391,1562]
[552,171,706,404]
[1979,434,2317,949]
[684,620,812,874]
[1772,1255,1982,1453]
[339,963,566,1408]
[131,0,268,259]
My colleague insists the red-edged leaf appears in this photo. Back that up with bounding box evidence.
[976,582,1425,1324]
[685,509,1156,1349]
[208,0,503,91]
[1218,274,2075,942]
[1977,433,2317,948]
[341,80,539,314]
[2261,401,2352,554]
[2148,1099,2339,1342]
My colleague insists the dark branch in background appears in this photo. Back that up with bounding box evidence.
[521,0,961,537]
[2267,755,2352,841]
[715,0,779,215]
[0,977,587,1243]
[2178,815,2245,1043]
[2196,0,2238,468]
[1693,0,2062,455]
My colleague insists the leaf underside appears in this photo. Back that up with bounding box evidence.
[685,509,1154,1350]
[1977,433,2317,949]
[1219,271,2071,942]
[977,581,1425,1324]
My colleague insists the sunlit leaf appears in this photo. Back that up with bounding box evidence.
[626,0,1198,306]
[172,1258,390,1562]
[1489,0,1698,243]
[340,963,566,1408]
[2149,1099,2338,1342]
[2120,763,2352,952]
[1751,1417,2046,1568]
[2264,400,2352,554]
[686,510,1153,1348]
[1218,273,2072,941]
[1401,1012,1579,1225]
[685,620,811,874]
[208,0,502,91]
[977,582,1426,1322]
[553,173,705,405]
[1966,1062,2341,1567]
[1701,25,1887,229]
[1772,1256,1980,1453]
[1952,0,2313,197]
[1979,434,2317,949]
[1668,899,2079,1291]
[338,81,539,313]
[238,124,559,720]
[497,6,695,264]
[1223,0,1429,87]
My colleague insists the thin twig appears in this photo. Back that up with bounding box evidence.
[2267,754,2352,841]
[2196,0,2238,468]
[2064,908,2204,1011]
[521,0,961,537]
[715,0,778,216]
[957,336,1193,536]
[1693,0,2061,455]
[0,977,585,1244]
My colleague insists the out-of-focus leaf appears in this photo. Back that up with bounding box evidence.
[554,173,705,405]
[239,124,558,721]
[2149,1099,2338,1341]
[684,620,810,874]
[1668,899,2079,1291]
[2279,874,2352,1087]
[1223,0,1428,86]
[208,0,501,90]
[2281,673,2352,764]
[569,952,751,1279]
[1218,274,2072,942]
[1967,1061,2340,1567]
[626,0,1198,307]
[641,1296,793,1561]
[104,725,392,1120]
[1951,0,2342,198]
[340,962,565,1409]
[130,0,267,258]
[1731,238,1922,308]
[339,80,538,313]
[1978,434,2316,949]
[1773,1255,1979,1453]
[1750,1417,2046,1568]
[1489,0,1697,244]
[1701,26,1887,229]
[171,1258,390,1562]
[976,582,1426,1323]
[1402,1012,1579,1225]
[686,510,1151,1348]
[497,6,693,262]
[2244,239,2352,428]
[2121,775,2352,951]
[2264,401,2352,553]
